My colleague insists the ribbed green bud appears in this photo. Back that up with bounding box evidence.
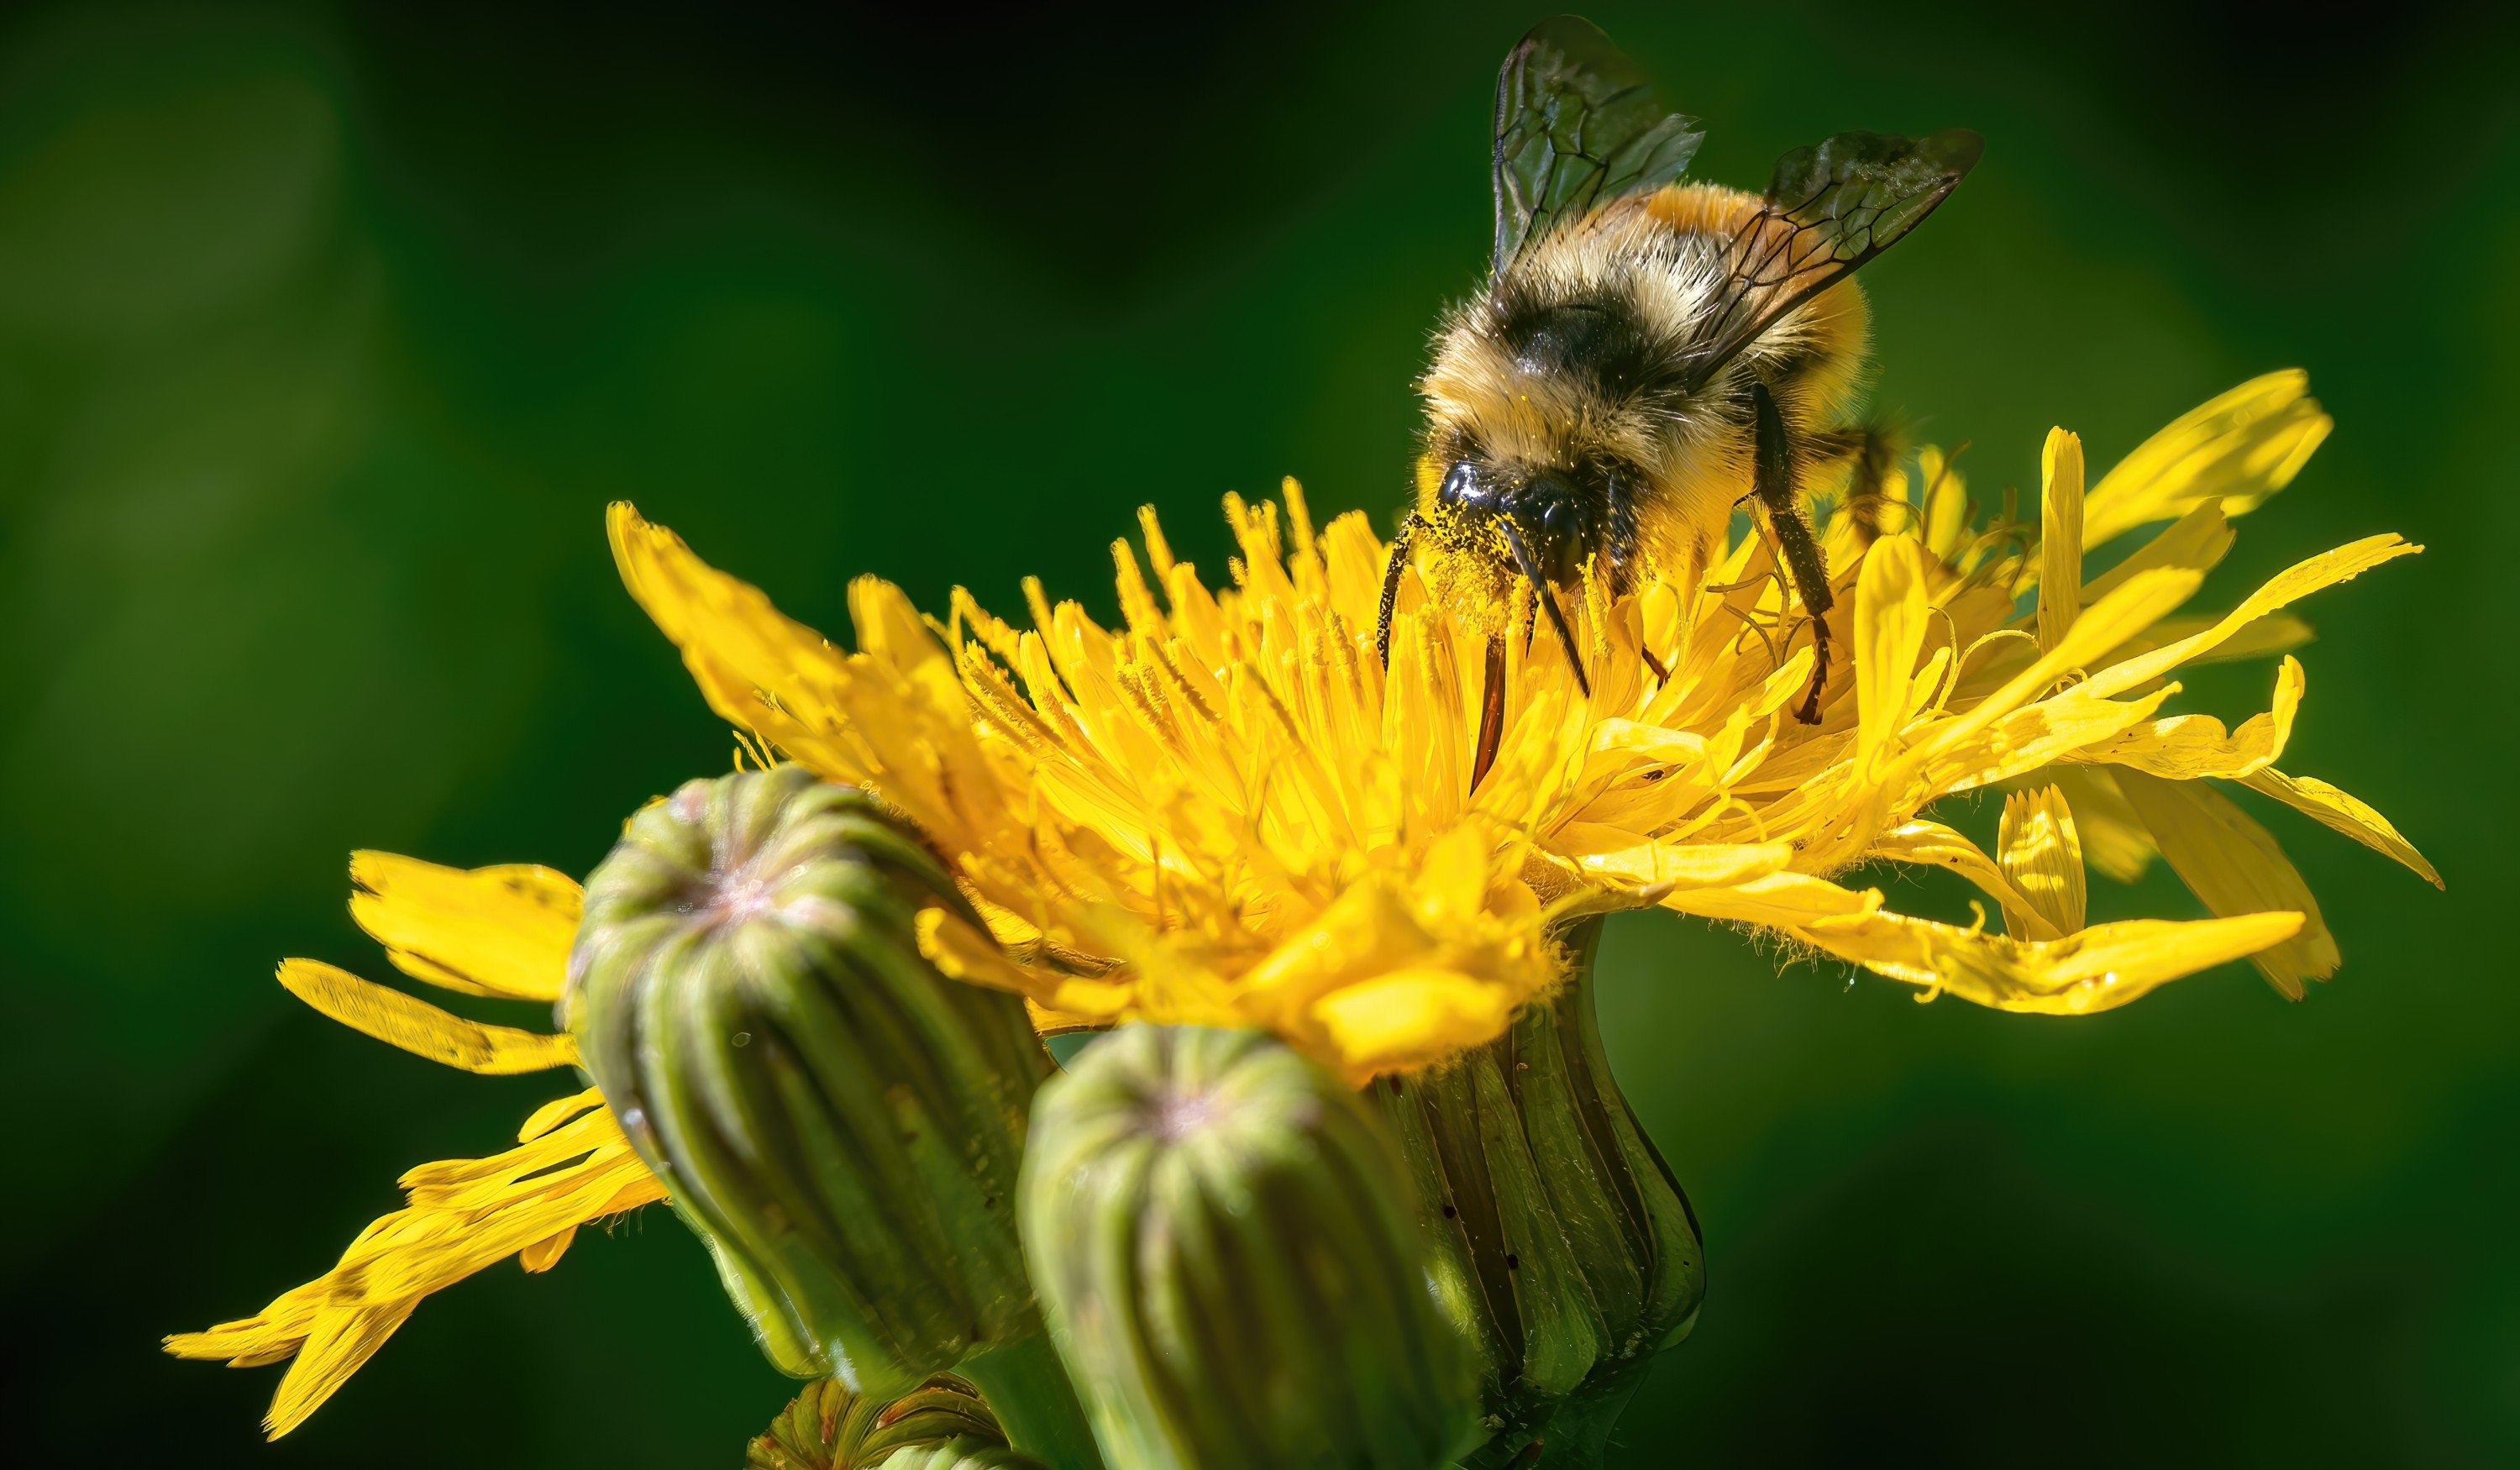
[746,1373,1007,1470]
[878,1440,1052,1470]
[1377,919,1704,1468]
[1022,1025,1476,1470]
[567,766,1051,1396]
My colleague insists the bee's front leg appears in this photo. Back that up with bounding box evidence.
[1373,511,1422,671]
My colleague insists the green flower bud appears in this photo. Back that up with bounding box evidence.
[1377,918,1704,1467]
[1022,1025,1477,1470]
[747,1373,1008,1470]
[568,766,1051,1396]
[878,1441,1052,1470]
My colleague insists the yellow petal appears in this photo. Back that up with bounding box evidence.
[1045,979,1136,1023]
[517,1087,606,1142]
[1413,822,1494,924]
[1799,905,2305,1015]
[348,851,579,1001]
[2080,656,2303,780]
[2082,501,2232,606]
[2038,428,2084,652]
[1924,682,2175,799]
[1865,827,2056,942]
[1868,821,2059,942]
[1572,840,1795,892]
[517,1227,576,1273]
[1919,444,1971,563]
[1999,786,2087,936]
[2108,610,2313,667]
[609,501,844,705]
[276,959,579,1074]
[1658,871,1882,928]
[2082,370,2332,547]
[2082,535,2416,699]
[1853,533,1929,770]
[1908,566,2203,779]
[1025,999,1115,1037]
[2112,770,2338,998]
[1136,503,1180,583]
[166,1097,668,1436]
[163,1278,330,1368]
[1310,969,1516,1080]
[609,502,996,853]
[2045,767,2155,883]
[938,900,1126,1030]
[265,1299,421,1439]
[915,906,1059,1001]
[2240,766,2442,889]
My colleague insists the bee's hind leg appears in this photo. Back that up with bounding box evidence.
[1751,381,1835,725]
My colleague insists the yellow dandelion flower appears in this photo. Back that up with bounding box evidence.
[173,370,2440,1438]
[609,370,2436,1080]
[164,853,667,1439]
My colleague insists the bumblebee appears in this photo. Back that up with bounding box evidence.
[1376,17,1978,752]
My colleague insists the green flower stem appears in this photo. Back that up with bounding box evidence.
[958,1331,1105,1470]
[1504,1359,1651,1469]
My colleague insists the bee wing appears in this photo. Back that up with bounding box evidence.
[1677,128,1983,393]
[1491,17,1704,272]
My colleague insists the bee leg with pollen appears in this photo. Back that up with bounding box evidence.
[1750,381,1834,724]
[1374,510,1423,669]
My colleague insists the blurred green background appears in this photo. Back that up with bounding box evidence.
[1,1,2511,1463]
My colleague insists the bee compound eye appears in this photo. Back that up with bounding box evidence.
[1515,470,1572,516]
[1439,460,1484,507]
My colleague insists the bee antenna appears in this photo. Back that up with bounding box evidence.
[1499,517,1593,700]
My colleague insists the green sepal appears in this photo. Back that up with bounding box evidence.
[1381,918,1704,1465]
[673,1194,827,1378]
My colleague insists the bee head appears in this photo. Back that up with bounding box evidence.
[1432,454,1636,586]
